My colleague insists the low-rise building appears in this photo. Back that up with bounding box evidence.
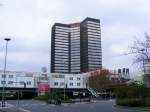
[0,70,91,98]
[49,73,90,98]
[50,73,88,89]
[0,70,52,97]
[0,70,36,88]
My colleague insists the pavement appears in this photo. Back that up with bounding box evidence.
[0,99,149,112]
[0,102,28,112]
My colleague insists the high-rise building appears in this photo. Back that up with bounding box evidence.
[51,17,102,73]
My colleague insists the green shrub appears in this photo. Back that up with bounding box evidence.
[116,99,145,107]
[34,93,70,101]
[34,93,55,101]
[57,94,69,101]
[114,83,150,99]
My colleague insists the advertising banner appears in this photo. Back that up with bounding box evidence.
[38,84,51,92]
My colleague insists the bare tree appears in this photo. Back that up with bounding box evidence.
[128,33,150,87]
[129,33,150,64]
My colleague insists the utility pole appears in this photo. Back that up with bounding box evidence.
[63,58,66,101]
[2,38,11,107]
[63,74,65,101]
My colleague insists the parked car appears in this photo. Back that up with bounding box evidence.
[81,98,91,102]
[46,99,61,105]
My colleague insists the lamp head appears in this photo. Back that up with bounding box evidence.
[4,38,11,41]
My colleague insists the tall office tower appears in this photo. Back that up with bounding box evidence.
[51,23,70,73]
[80,18,102,72]
[51,17,102,73]
[70,23,81,73]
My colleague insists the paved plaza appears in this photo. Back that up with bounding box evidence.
[0,100,149,112]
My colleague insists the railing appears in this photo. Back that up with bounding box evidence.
[87,86,99,98]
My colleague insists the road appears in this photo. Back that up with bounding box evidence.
[1,100,148,112]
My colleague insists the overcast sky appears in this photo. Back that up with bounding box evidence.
[0,0,150,75]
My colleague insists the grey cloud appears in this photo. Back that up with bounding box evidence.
[0,0,150,74]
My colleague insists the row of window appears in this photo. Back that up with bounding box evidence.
[69,77,81,80]
[70,30,80,33]
[55,31,69,35]
[70,64,80,66]
[54,70,69,72]
[54,63,69,66]
[88,63,102,66]
[55,41,69,45]
[88,53,101,57]
[88,34,101,38]
[70,51,80,54]
[70,67,80,69]
[71,41,80,45]
[87,23,100,28]
[54,82,81,86]
[70,37,80,41]
[55,51,68,54]
[55,39,68,43]
[71,45,80,48]
[70,27,80,30]
[55,26,70,30]
[54,56,69,60]
[71,52,80,55]
[52,76,81,81]
[70,50,80,53]
[71,34,80,37]
[1,81,31,85]
[88,57,101,60]
[88,44,101,48]
[87,26,101,31]
[88,50,101,54]
[88,32,100,36]
[55,61,69,64]
[54,36,68,41]
[88,29,100,34]
[71,70,80,72]
[55,29,80,35]
[88,37,101,42]
[55,45,68,48]
[54,67,69,70]
[1,74,14,78]
[87,21,100,25]
[88,59,102,62]
[54,61,69,64]
[55,53,68,56]
[55,35,68,39]
[71,61,80,63]
[55,29,69,33]
[55,33,68,37]
[88,46,101,50]
[55,55,69,58]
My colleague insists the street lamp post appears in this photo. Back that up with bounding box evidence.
[2,38,11,107]
[13,81,26,109]
[62,58,68,101]
[63,60,66,101]
[64,77,65,101]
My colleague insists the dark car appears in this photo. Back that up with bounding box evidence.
[46,99,61,105]
[81,98,91,102]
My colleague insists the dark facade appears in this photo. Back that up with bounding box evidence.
[51,17,102,73]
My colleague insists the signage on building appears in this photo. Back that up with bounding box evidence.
[52,75,64,78]
[38,84,51,92]
[41,73,48,77]
[73,92,78,96]
[16,73,23,77]
[25,72,33,77]
[100,68,109,75]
